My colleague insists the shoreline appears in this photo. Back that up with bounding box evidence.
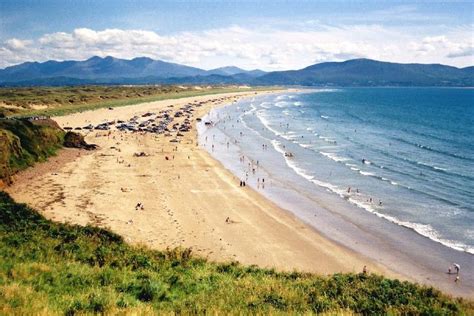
[198,90,474,299]
[4,90,470,298]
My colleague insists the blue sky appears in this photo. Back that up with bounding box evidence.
[1,0,473,69]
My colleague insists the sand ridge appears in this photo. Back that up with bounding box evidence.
[6,91,393,276]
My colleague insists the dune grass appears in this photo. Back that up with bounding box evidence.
[0,118,64,184]
[0,192,472,315]
[0,85,275,117]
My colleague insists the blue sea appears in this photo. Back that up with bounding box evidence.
[199,87,474,255]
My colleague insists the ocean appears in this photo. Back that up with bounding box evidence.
[198,87,474,256]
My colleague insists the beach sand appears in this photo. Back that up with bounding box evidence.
[5,91,393,277]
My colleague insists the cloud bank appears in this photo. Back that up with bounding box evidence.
[1,24,473,70]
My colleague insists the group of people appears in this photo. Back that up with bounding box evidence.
[448,263,461,283]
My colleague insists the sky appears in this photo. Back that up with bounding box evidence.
[0,0,473,70]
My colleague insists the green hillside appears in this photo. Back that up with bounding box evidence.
[0,192,472,314]
[0,118,64,185]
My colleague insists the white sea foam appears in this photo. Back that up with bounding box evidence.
[256,111,284,138]
[345,197,474,254]
[359,171,376,176]
[321,115,329,119]
[416,161,446,171]
[275,101,289,108]
[268,131,474,254]
[320,151,350,162]
[260,102,271,109]
[294,101,302,106]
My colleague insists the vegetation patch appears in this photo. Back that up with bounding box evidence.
[0,118,64,185]
[0,191,472,314]
[0,85,276,117]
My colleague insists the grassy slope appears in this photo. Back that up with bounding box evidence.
[0,192,472,315]
[0,118,64,184]
[0,85,274,117]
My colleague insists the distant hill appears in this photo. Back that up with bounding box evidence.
[0,57,472,86]
[0,56,264,85]
[206,66,266,77]
[0,56,205,82]
[255,59,473,86]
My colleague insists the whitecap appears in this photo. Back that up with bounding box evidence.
[320,151,350,162]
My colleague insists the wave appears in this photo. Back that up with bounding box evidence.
[318,135,337,144]
[259,102,271,109]
[256,111,286,139]
[347,196,474,254]
[275,101,290,108]
[294,101,303,106]
[320,151,350,163]
[271,138,473,254]
[343,137,474,188]
[321,115,329,120]
[310,88,341,93]
[416,161,448,172]
[271,139,347,197]
[392,136,474,163]
[275,95,288,101]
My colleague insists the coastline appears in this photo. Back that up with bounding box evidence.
[5,90,389,277]
[4,90,471,299]
[198,90,474,299]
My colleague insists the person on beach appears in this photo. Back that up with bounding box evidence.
[453,263,460,275]
[363,265,367,274]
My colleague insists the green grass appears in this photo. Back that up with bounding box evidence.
[0,192,472,315]
[0,118,64,184]
[0,85,278,117]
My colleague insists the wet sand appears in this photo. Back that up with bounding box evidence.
[6,91,390,277]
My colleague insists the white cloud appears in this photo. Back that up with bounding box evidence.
[4,38,32,51]
[0,25,473,70]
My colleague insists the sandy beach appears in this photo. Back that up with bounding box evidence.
[5,91,394,278]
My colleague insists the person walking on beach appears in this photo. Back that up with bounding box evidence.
[453,263,460,275]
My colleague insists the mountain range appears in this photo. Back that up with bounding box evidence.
[0,56,472,87]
